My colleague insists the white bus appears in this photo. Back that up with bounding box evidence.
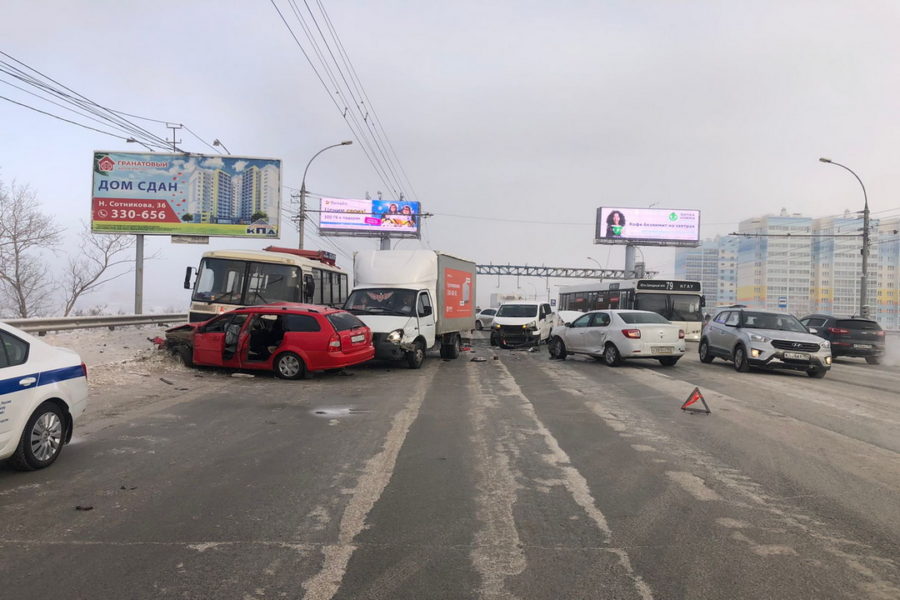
[184,246,349,322]
[557,279,705,341]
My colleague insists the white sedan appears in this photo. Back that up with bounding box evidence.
[548,309,686,366]
[0,322,88,470]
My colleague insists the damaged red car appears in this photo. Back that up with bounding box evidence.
[165,303,374,379]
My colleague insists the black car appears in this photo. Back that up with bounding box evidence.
[799,314,885,364]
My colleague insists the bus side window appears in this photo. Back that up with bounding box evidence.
[303,273,315,303]
[339,273,348,305]
[323,271,334,305]
[311,268,323,304]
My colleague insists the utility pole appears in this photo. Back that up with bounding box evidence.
[298,141,353,250]
[819,158,870,318]
[298,181,307,250]
[862,196,870,318]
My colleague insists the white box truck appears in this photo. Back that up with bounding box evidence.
[344,250,476,368]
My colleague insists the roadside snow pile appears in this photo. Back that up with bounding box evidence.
[41,325,172,368]
[40,325,192,387]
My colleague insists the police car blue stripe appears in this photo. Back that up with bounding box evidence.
[0,372,40,396]
[0,365,85,396]
[38,365,86,386]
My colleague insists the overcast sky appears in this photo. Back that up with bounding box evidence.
[2,0,899,312]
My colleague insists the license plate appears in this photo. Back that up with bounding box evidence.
[783,352,809,360]
[652,346,673,354]
[351,334,365,343]
[853,344,872,349]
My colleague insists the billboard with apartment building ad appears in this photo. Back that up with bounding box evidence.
[91,151,281,237]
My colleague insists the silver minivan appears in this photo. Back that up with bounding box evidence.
[699,308,832,378]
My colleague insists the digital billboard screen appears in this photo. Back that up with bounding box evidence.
[594,207,700,246]
[91,151,281,237]
[319,197,421,238]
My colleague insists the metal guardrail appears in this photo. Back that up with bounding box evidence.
[3,313,188,334]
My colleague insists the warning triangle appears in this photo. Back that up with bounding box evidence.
[681,387,710,414]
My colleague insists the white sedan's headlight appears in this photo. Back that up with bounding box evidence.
[750,333,770,343]
[820,340,830,349]
[386,329,403,343]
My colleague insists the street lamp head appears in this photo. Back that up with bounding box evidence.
[819,157,832,163]
[340,140,353,145]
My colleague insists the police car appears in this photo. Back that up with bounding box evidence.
[0,322,88,470]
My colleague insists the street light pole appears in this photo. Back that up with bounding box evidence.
[819,158,870,317]
[298,141,353,249]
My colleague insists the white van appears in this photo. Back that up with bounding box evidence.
[489,301,553,348]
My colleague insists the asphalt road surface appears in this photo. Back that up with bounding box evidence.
[1,338,898,599]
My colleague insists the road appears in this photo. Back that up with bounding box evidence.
[0,337,898,599]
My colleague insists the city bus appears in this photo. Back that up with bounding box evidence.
[184,246,349,322]
[557,279,705,340]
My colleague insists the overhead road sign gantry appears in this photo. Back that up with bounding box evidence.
[475,265,657,279]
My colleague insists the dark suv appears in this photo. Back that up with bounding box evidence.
[799,314,885,364]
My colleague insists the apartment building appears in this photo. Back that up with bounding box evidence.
[676,210,900,327]
[673,236,737,306]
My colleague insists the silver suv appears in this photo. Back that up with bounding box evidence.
[699,308,832,378]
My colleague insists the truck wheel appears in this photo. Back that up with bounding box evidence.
[440,334,461,359]
[489,332,498,346]
[407,340,426,369]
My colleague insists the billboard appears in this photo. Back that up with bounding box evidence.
[91,151,281,237]
[594,207,700,247]
[319,197,420,238]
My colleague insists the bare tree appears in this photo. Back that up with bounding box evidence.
[62,224,135,316]
[0,180,62,317]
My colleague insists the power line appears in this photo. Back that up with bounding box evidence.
[313,0,419,202]
[0,94,143,142]
[270,0,414,202]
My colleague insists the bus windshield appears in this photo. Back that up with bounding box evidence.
[634,293,703,322]
[671,294,703,321]
[193,258,302,305]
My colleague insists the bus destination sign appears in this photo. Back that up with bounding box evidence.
[636,280,702,292]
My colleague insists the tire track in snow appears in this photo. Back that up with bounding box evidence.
[468,359,654,600]
[300,368,433,600]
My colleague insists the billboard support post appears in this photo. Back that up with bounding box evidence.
[625,244,636,278]
[134,234,144,314]
[380,235,390,250]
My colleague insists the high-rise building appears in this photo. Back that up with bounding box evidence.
[677,210,899,326]
[736,212,813,315]
[674,236,737,306]
[875,218,900,328]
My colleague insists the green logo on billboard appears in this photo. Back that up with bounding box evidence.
[668,212,678,221]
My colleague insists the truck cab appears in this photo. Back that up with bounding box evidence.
[344,250,476,368]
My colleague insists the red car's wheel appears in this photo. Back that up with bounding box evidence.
[274,352,307,380]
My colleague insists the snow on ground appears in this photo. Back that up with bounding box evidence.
[40,325,191,386]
